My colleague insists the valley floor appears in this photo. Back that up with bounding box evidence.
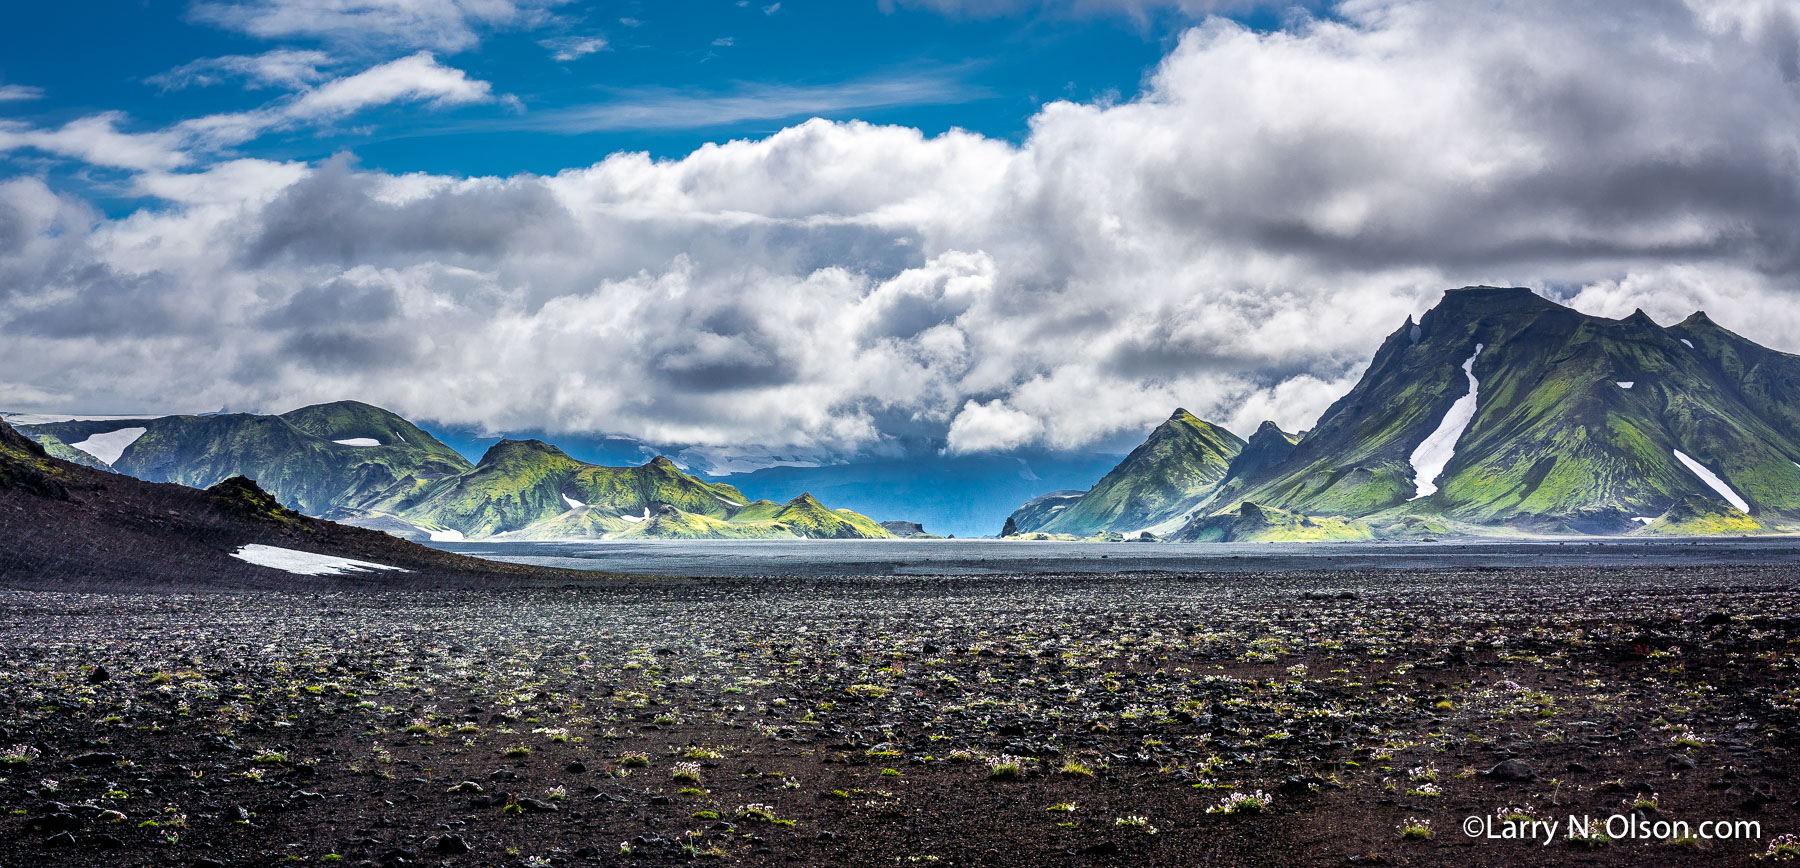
[1,566,1797,866]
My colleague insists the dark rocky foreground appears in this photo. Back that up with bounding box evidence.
[1,566,1798,867]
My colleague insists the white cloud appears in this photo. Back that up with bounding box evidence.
[189,0,569,52]
[0,85,44,102]
[1,55,498,169]
[947,400,1046,452]
[284,52,495,119]
[7,0,1800,459]
[540,35,607,61]
[148,50,336,91]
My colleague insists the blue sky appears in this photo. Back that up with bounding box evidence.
[0,1,1254,186]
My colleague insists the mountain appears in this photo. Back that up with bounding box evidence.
[1208,287,1800,534]
[1003,409,1244,537]
[1003,286,1800,539]
[0,419,580,588]
[1180,501,1372,543]
[1628,494,1762,536]
[17,401,472,517]
[388,442,887,541]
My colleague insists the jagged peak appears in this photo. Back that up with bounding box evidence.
[1168,407,1196,422]
[646,455,680,471]
[786,491,825,508]
[1623,308,1659,327]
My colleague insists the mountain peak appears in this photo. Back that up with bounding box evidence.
[647,455,678,470]
[477,438,570,467]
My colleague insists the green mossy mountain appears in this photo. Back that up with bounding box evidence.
[1216,287,1800,534]
[1006,410,1244,536]
[1180,502,1372,543]
[18,401,473,517]
[1005,287,1800,539]
[1628,494,1763,536]
[398,445,887,541]
[18,402,886,542]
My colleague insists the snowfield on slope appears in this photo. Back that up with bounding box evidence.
[1672,450,1750,513]
[620,507,651,523]
[333,438,381,447]
[562,494,586,509]
[1409,345,1484,501]
[231,544,408,576]
[70,427,148,465]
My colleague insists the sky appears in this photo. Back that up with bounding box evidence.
[3,0,1800,466]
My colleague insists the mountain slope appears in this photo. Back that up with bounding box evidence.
[1006,409,1244,536]
[396,444,886,540]
[18,401,473,517]
[0,419,582,588]
[1207,287,1800,533]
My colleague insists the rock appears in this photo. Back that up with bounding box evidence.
[68,752,122,767]
[1081,842,1120,856]
[433,834,471,855]
[377,848,419,867]
[1484,759,1536,782]
[1701,612,1731,627]
[88,665,109,683]
[518,797,559,813]
[27,812,82,833]
[564,760,586,773]
[1668,754,1696,770]
[44,832,77,847]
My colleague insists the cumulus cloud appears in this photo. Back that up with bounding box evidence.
[6,0,1800,459]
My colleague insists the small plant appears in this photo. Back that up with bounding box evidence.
[404,719,430,734]
[1762,834,1800,860]
[1058,760,1094,777]
[684,746,724,760]
[1399,817,1433,839]
[1114,815,1158,834]
[547,785,567,801]
[881,768,902,777]
[737,803,779,823]
[1046,802,1077,813]
[1624,792,1659,812]
[1206,790,1271,815]
[987,754,1027,779]
[250,749,287,764]
[1406,782,1441,798]
[6,744,45,765]
[504,745,532,757]
[620,752,650,767]
[671,761,703,783]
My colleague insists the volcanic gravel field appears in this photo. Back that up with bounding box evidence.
[2,565,1798,866]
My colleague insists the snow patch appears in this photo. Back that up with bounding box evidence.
[562,494,586,509]
[1408,344,1484,501]
[70,427,147,465]
[231,544,407,576]
[619,507,651,524]
[333,438,381,447]
[1615,381,1634,390]
[715,495,739,506]
[1672,449,1749,512]
[1681,339,1694,348]
[428,529,464,543]
[1632,516,1655,524]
